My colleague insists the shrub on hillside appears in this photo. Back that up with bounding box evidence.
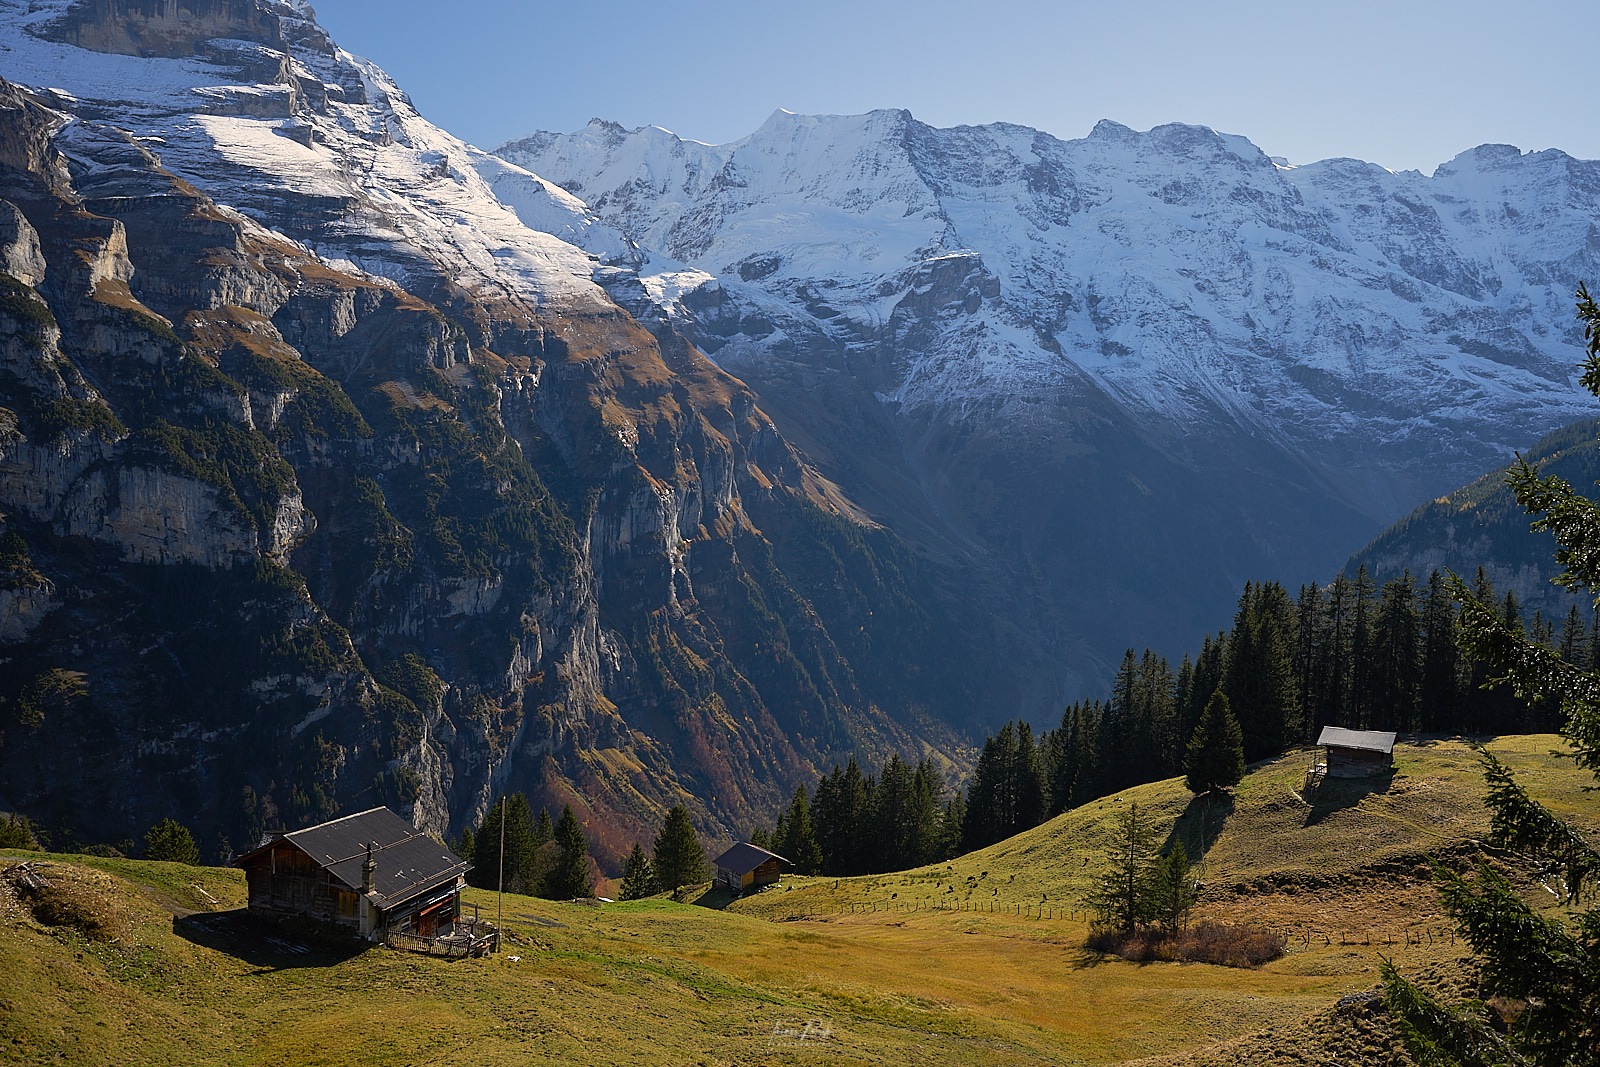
[15,867,130,943]
[143,818,199,864]
[0,813,37,849]
[1086,921,1285,968]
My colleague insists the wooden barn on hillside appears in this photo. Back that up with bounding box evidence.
[236,807,469,942]
[1314,727,1398,778]
[713,842,788,893]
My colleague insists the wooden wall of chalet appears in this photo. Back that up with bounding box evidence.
[240,843,358,925]
[719,857,785,891]
[1326,746,1391,778]
[749,858,782,887]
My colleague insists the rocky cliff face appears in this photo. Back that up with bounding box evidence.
[0,1,984,865]
[498,110,1600,694]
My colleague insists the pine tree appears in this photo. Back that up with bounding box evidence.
[818,758,869,875]
[938,789,966,860]
[1558,604,1586,665]
[1173,655,1196,762]
[1224,584,1299,759]
[1420,570,1461,732]
[619,842,657,900]
[1047,702,1088,815]
[1147,839,1197,934]
[143,818,199,864]
[1186,635,1226,741]
[771,809,788,855]
[778,784,823,875]
[652,804,707,891]
[810,766,840,872]
[1069,701,1105,807]
[1137,649,1181,775]
[545,804,593,899]
[1294,582,1323,718]
[962,724,1010,851]
[1183,689,1246,796]
[0,814,35,850]
[455,826,475,865]
[909,759,945,865]
[1086,800,1160,933]
[1588,611,1600,674]
[1381,282,1600,1067]
[1530,609,1555,649]
[1350,566,1377,727]
[873,755,915,868]
[1372,572,1422,732]
[1503,590,1523,631]
[1012,721,1047,831]
[1320,573,1355,728]
[1105,651,1141,791]
[471,793,537,893]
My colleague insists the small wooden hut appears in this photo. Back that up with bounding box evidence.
[712,842,788,893]
[235,807,469,942]
[1314,727,1397,778]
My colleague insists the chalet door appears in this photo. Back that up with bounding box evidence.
[418,901,446,938]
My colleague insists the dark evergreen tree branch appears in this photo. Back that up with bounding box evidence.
[1447,571,1600,775]
[1480,751,1600,904]
[1379,958,1524,1067]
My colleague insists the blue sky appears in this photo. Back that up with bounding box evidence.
[312,0,1599,174]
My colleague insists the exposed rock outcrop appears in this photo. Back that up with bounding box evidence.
[0,6,979,871]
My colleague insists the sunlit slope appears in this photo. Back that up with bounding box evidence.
[3,737,1592,1067]
[731,735,1595,920]
[1,849,1442,1067]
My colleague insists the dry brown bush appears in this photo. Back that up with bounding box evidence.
[20,870,129,942]
[1085,921,1285,968]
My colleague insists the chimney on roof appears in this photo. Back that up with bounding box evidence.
[362,843,376,894]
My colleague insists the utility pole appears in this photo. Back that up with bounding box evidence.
[496,797,505,953]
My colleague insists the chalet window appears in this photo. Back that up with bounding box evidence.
[336,890,358,918]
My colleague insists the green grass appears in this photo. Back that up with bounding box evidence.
[732,735,1594,925]
[1,734,1592,1066]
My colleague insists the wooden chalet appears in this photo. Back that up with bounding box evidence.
[712,841,788,893]
[1314,727,1397,778]
[235,807,469,942]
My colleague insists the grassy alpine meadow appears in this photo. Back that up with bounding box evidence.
[2,735,1593,1066]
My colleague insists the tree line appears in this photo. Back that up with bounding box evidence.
[456,795,594,900]
[957,566,1574,852]
[749,754,966,875]
[454,796,712,902]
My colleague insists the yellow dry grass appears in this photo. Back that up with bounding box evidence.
[0,734,1590,1066]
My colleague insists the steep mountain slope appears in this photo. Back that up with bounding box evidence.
[1347,416,1600,619]
[0,0,992,866]
[499,111,1600,690]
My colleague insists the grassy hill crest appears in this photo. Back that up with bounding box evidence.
[3,735,1593,1066]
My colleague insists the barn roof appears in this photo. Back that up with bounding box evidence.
[1316,727,1397,754]
[236,807,468,909]
[712,841,789,876]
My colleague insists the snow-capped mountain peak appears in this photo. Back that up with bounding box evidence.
[497,110,1600,522]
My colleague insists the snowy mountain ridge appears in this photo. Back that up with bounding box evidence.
[499,108,1600,522]
[5,0,1599,790]
[0,0,648,317]
[0,0,999,858]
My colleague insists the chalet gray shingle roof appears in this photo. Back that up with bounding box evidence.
[712,841,789,876]
[239,807,468,910]
[1316,727,1398,754]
